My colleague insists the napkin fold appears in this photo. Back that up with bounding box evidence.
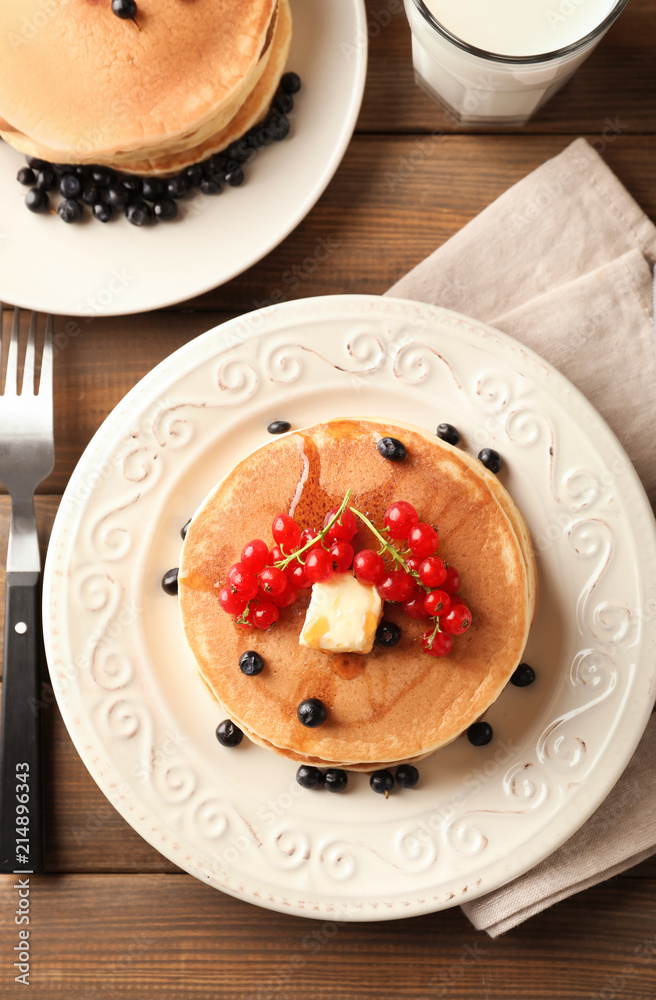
[386,137,656,936]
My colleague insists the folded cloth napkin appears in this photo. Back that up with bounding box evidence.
[386,137,656,936]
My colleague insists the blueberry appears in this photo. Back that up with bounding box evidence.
[239,650,264,676]
[436,422,460,446]
[112,0,137,18]
[370,769,394,795]
[26,156,49,170]
[478,448,502,474]
[297,698,327,728]
[141,178,166,201]
[153,198,178,221]
[395,764,419,789]
[161,568,179,596]
[281,71,302,94]
[74,165,90,178]
[185,163,204,187]
[17,167,36,186]
[273,89,294,114]
[375,621,401,647]
[35,168,56,191]
[249,123,274,148]
[82,182,100,205]
[92,167,114,188]
[224,163,244,187]
[511,662,536,687]
[216,719,243,747]
[125,201,152,226]
[58,198,83,223]
[181,519,191,540]
[105,183,129,210]
[167,175,190,199]
[296,765,324,789]
[227,140,252,164]
[199,179,222,196]
[267,420,291,434]
[377,437,407,462]
[269,112,290,141]
[122,175,143,196]
[467,721,493,746]
[208,152,228,176]
[93,202,113,223]
[60,174,81,198]
[25,187,49,213]
[324,769,348,792]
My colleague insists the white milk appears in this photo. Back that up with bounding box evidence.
[423,0,618,57]
[404,0,627,124]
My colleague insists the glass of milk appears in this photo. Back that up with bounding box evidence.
[404,0,629,125]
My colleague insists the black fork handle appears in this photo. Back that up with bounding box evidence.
[0,572,45,873]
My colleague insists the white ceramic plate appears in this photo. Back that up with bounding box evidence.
[0,0,367,317]
[43,295,656,920]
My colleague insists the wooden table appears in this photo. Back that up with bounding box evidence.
[1,1,655,996]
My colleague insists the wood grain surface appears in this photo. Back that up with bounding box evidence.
[1,0,656,996]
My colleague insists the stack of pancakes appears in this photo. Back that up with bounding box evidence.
[180,418,537,772]
[0,0,291,175]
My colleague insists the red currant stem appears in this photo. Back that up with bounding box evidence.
[234,600,254,625]
[425,617,443,649]
[274,489,353,571]
[348,506,427,589]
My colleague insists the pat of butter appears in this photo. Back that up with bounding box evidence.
[300,573,383,654]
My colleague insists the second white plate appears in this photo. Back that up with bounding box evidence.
[0,0,367,316]
[43,295,656,920]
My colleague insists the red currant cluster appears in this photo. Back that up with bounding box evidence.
[351,500,470,657]
[218,491,471,655]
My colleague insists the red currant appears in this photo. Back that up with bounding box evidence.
[402,585,430,619]
[269,544,286,564]
[219,586,247,615]
[383,500,419,540]
[422,629,453,657]
[442,603,472,635]
[305,548,333,583]
[288,563,311,589]
[418,555,447,588]
[253,602,280,629]
[258,565,287,596]
[408,523,439,558]
[442,566,461,595]
[353,549,385,585]
[226,562,258,600]
[330,540,354,573]
[423,589,451,616]
[241,538,269,573]
[405,555,423,575]
[299,527,322,551]
[376,571,415,603]
[271,513,301,551]
[323,506,357,542]
[269,581,298,608]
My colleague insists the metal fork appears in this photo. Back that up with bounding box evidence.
[0,306,54,874]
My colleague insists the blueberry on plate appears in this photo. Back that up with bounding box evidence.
[370,770,394,796]
[267,420,291,434]
[58,198,84,223]
[296,765,324,789]
[436,422,460,446]
[395,764,419,788]
[324,769,348,792]
[478,448,502,474]
[467,721,493,746]
[215,719,243,748]
[25,187,49,213]
[161,568,179,596]
[511,662,536,687]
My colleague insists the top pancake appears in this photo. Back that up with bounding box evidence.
[0,0,277,159]
[179,418,536,768]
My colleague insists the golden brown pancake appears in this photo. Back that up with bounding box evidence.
[0,0,282,171]
[179,418,536,769]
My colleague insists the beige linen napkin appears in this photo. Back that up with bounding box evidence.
[386,137,656,936]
